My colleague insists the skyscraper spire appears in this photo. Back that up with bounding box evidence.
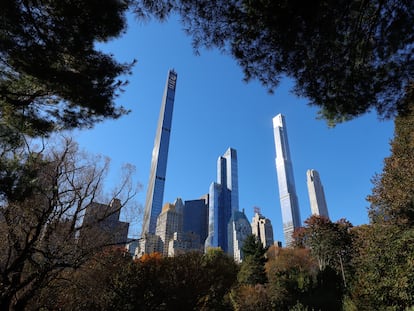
[142,70,177,236]
[272,114,301,246]
[307,169,329,218]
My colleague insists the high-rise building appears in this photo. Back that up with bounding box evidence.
[142,70,177,236]
[251,211,274,248]
[135,233,162,258]
[272,114,301,246]
[228,210,252,262]
[205,148,239,253]
[155,198,184,256]
[81,199,129,246]
[307,169,329,218]
[222,148,239,212]
[183,195,209,246]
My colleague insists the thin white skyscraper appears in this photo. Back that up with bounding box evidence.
[142,70,177,236]
[307,169,329,218]
[272,114,301,247]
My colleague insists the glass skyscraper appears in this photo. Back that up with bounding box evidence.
[183,196,209,245]
[205,148,239,253]
[307,169,329,218]
[142,70,177,236]
[272,114,301,246]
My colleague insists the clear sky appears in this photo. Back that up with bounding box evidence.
[72,13,394,244]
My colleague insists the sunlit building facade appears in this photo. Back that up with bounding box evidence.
[205,148,239,253]
[142,70,177,235]
[272,114,301,246]
[155,198,184,256]
[251,212,274,248]
[228,210,252,262]
[307,169,329,218]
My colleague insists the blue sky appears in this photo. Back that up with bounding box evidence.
[73,14,394,244]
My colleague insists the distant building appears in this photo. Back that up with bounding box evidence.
[81,198,129,246]
[205,148,239,253]
[155,198,184,256]
[137,196,208,257]
[142,70,178,236]
[125,239,138,257]
[135,233,162,258]
[307,169,329,218]
[183,195,209,246]
[168,231,203,256]
[272,114,301,247]
[228,210,252,262]
[251,212,274,248]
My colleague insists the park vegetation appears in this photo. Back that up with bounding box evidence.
[1,0,413,310]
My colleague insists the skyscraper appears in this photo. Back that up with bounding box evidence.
[251,211,274,248]
[307,169,329,218]
[142,70,177,236]
[205,148,239,253]
[222,148,239,212]
[228,210,251,262]
[81,199,129,246]
[155,198,184,256]
[183,195,209,246]
[272,114,301,246]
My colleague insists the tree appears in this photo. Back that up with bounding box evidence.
[133,0,413,125]
[31,247,132,311]
[0,136,138,310]
[350,88,414,310]
[111,249,238,311]
[265,247,318,310]
[237,234,267,285]
[351,224,414,310]
[200,248,239,310]
[230,284,272,311]
[1,0,133,137]
[367,85,414,226]
[294,215,354,282]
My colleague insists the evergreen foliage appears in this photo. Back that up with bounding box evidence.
[368,86,414,226]
[0,0,133,136]
[351,225,414,310]
[238,234,267,285]
[133,0,414,125]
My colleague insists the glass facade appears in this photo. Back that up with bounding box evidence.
[183,196,209,245]
[142,70,177,235]
[273,114,301,246]
[307,169,329,218]
[205,148,239,253]
[223,148,239,212]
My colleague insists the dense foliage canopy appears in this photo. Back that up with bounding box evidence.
[368,85,414,225]
[0,0,133,136]
[134,0,414,125]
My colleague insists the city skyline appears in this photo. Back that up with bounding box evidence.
[273,114,302,246]
[74,15,394,244]
[141,70,178,236]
